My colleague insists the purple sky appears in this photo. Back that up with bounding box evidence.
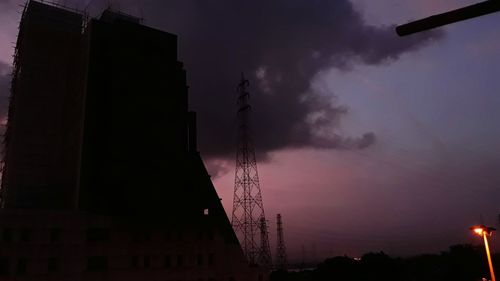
[0,0,499,261]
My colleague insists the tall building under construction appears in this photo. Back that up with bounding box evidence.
[0,1,263,280]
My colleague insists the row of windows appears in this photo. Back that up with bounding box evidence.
[92,253,216,271]
[0,257,59,276]
[107,253,215,270]
[2,228,60,243]
[0,227,215,243]
[0,253,216,275]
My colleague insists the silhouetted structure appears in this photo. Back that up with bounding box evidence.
[275,214,287,271]
[259,217,272,267]
[271,245,496,281]
[231,75,272,268]
[0,1,265,280]
[2,0,86,209]
[396,0,500,36]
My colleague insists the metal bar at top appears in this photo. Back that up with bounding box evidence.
[396,0,500,36]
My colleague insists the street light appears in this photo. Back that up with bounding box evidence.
[471,225,497,281]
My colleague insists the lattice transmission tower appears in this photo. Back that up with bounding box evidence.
[259,217,272,267]
[276,214,288,270]
[231,74,272,268]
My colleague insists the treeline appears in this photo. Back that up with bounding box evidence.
[271,244,499,281]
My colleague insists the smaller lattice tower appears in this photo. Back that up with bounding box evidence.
[259,217,273,267]
[231,74,272,268]
[275,214,288,270]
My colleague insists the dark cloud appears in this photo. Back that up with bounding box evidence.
[0,0,443,161]
[137,0,443,159]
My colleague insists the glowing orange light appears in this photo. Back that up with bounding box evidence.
[474,227,485,236]
[470,225,496,281]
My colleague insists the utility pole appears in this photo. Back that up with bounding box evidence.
[276,214,288,270]
[231,74,272,268]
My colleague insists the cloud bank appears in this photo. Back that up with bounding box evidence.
[139,0,443,158]
[0,0,443,160]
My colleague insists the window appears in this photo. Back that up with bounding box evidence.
[197,254,203,266]
[16,258,27,274]
[48,258,59,272]
[203,208,209,216]
[0,258,9,276]
[130,256,139,268]
[20,228,31,242]
[50,228,61,243]
[86,228,109,242]
[208,253,214,266]
[86,256,108,271]
[132,231,150,243]
[164,255,171,268]
[207,229,214,241]
[2,229,12,243]
[176,255,184,267]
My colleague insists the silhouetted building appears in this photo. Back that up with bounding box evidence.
[2,1,85,209]
[79,7,191,218]
[0,1,263,280]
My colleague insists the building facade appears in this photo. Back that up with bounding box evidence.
[2,0,86,209]
[0,209,259,281]
[0,1,263,280]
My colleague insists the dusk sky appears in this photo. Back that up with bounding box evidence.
[1,0,499,261]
